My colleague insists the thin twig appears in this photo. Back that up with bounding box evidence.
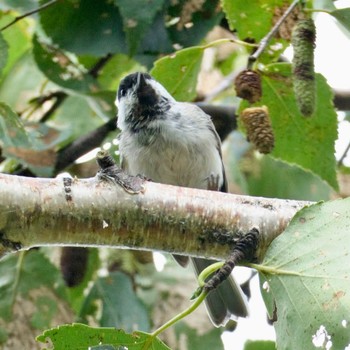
[88,53,113,78]
[0,0,58,32]
[338,139,350,166]
[248,0,301,68]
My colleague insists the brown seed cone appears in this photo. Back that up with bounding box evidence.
[240,106,275,154]
[234,69,262,103]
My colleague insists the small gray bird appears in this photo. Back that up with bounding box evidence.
[116,72,248,326]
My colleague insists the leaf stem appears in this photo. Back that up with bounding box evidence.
[203,38,258,50]
[10,251,26,310]
[197,261,224,286]
[141,290,207,349]
[249,263,302,276]
[338,139,350,166]
[143,261,226,349]
[0,0,58,32]
[248,0,301,68]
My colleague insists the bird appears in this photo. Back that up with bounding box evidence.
[115,72,248,327]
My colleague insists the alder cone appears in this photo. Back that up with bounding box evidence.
[291,18,316,117]
[234,69,262,103]
[240,106,274,154]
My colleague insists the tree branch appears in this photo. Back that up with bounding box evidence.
[0,0,58,32]
[0,173,311,261]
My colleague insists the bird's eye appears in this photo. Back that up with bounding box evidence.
[120,89,125,97]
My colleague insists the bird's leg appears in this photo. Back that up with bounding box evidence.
[206,173,220,191]
[96,150,145,194]
[204,228,260,293]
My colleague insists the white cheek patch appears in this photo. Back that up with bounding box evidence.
[116,92,138,131]
[148,79,175,102]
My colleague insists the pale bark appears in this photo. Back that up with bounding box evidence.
[0,173,312,261]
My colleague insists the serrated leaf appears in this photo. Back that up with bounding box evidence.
[259,198,350,350]
[116,0,165,56]
[247,63,338,189]
[0,33,8,76]
[329,8,350,33]
[221,0,292,62]
[32,35,96,93]
[0,250,66,320]
[39,0,127,56]
[36,323,171,350]
[79,272,150,332]
[151,46,204,101]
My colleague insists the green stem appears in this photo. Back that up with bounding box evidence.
[203,38,258,50]
[197,261,224,286]
[306,9,331,15]
[248,263,302,276]
[10,251,26,309]
[151,290,207,338]
[142,290,208,349]
[0,0,58,32]
[248,0,301,68]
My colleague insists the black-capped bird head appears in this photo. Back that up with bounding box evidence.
[116,72,174,132]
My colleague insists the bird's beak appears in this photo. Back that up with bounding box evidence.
[136,72,147,90]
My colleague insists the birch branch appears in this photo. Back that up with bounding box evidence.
[0,173,312,261]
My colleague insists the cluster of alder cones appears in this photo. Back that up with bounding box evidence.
[234,17,316,154]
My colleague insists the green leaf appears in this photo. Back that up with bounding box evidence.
[0,33,8,76]
[243,340,276,350]
[174,323,224,350]
[32,35,97,93]
[79,272,150,332]
[0,250,66,321]
[246,156,331,201]
[0,13,31,78]
[0,52,46,111]
[31,296,58,329]
[221,0,291,62]
[97,54,142,91]
[0,102,32,148]
[259,198,350,350]
[39,0,127,56]
[51,95,107,143]
[222,0,286,41]
[0,102,70,176]
[115,0,165,56]
[0,327,8,344]
[151,46,204,101]
[249,63,338,189]
[36,323,171,350]
[329,8,350,33]
[0,0,37,12]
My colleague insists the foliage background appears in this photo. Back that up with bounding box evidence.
[0,0,349,349]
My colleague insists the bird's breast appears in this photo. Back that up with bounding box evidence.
[120,128,223,190]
